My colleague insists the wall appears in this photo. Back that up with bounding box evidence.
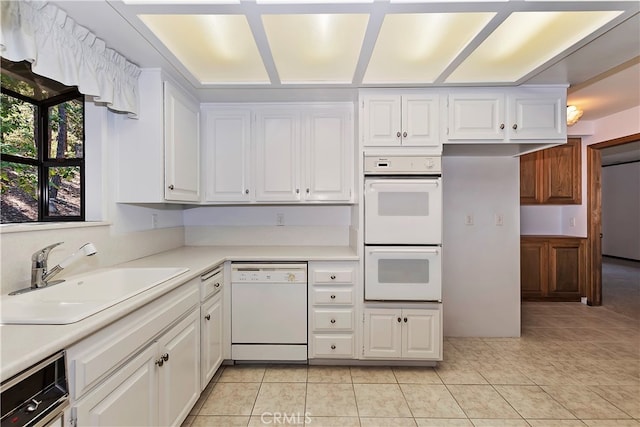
[521,105,640,237]
[602,161,640,260]
[442,156,521,337]
[0,103,185,295]
[183,205,352,246]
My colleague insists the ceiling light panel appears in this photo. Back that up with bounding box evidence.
[262,14,369,84]
[446,10,624,83]
[139,14,269,84]
[363,13,496,84]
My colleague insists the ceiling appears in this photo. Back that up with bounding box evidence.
[51,0,640,121]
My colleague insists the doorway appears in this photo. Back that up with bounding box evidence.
[586,132,640,306]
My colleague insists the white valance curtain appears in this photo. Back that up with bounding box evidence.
[1,0,141,116]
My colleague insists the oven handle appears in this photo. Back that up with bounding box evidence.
[367,179,440,188]
[368,248,440,255]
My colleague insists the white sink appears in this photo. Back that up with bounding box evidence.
[0,267,189,325]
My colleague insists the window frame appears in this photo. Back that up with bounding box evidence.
[1,87,86,223]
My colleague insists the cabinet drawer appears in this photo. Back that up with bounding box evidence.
[312,288,353,305]
[312,270,354,284]
[312,309,354,331]
[67,283,199,400]
[200,265,223,301]
[312,335,354,358]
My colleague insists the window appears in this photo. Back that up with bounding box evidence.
[1,59,85,224]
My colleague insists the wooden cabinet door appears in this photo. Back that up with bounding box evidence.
[363,309,401,358]
[304,107,351,201]
[201,293,223,389]
[447,92,505,140]
[157,309,200,427]
[203,108,252,202]
[521,239,547,299]
[362,95,402,146]
[402,95,440,147]
[255,109,301,201]
[520,151,543,204]
[543,138,582,204]
[401,309,441,360]
[74,345,158,427]
[547,238,584,300]
[164,81,200,202]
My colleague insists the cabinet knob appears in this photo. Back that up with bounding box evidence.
[306,188,310,194]
[404,317,408,323]
[512,124,518,130]
[245,189,249,194]
[162,353,169,362]
[403,131,407,138]
[397,317,402,323]
[330,318,336,324]
[330,294,336,299]
[296,189,300,194]
[214,282,220,288]
[155,358,164,367]
[205,314,211,320]
[330,275,336,280]
[499,124,505,130]
[396,132,401,138]
[331,344,336,350]
[168,185,174,190]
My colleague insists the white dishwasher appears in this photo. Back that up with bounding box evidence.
[231,263,308,361]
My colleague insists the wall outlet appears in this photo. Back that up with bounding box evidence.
[465,214,474,226]
[569,217,576,227]
[151,213,158,229]
[495,213,504,226]
[276,213,285,226]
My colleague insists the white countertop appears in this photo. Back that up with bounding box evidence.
[0,245,357,380]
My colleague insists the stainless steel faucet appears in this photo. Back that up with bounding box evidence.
[29,242,98,289]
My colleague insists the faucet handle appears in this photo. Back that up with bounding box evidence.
[32,242,64,263]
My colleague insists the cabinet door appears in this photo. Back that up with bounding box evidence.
[543,138,582,204]
[304,108,351,201]
[201,293,223,389]
[448,93,505,140]
[363,309,401,358]
[520,151,543,204]
[362,95,401,146]
[255,110,301,201]
[164,81,200,202]
[157,309,200,427]
[74,345,158,427]
[510,91,565,140]
[203,108,252,202]
[547,238,584,300]
[402,95,440,147]
[401,308,441,360]
[521,239,547,300]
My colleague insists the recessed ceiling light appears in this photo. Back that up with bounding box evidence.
[139,14,269,84]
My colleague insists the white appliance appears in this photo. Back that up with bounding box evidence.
[364,155,442,301]
[365,246,442,301]
[231,263,307,361]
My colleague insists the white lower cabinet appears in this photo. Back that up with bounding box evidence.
[363,307,442,360]
[200,291,223,389]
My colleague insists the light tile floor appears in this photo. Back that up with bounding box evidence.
[184,259,639,427]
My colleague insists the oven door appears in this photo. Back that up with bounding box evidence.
[365,246,442,301]
[364,178,442,244]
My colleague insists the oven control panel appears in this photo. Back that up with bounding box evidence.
[364,155,441,174]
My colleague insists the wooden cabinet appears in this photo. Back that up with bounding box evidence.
[447,88,565,142]
[117,70,200,203]
[363,306,442,360]
[361,93,441,149]
[520,138,581,204]
[521,236,586,301]
[308,261,357,359]
[202,107,252,202]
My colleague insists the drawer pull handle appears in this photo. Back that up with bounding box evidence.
[330,294,336,299]
[331,344,336,350]
[330,319,336,324]
[330,275,336,280]
[205,314,211,320]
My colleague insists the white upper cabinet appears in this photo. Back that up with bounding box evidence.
[447,87,566,142]
[164,81,201,202]
[255,108,301,202]
[362,93,440,149]
[202,107,252,202]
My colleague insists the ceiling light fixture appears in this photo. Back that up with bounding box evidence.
[566,105,584,126]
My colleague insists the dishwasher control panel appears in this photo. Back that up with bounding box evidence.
[231,263,307,283]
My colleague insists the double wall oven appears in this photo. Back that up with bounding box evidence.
[364,155,442,302]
